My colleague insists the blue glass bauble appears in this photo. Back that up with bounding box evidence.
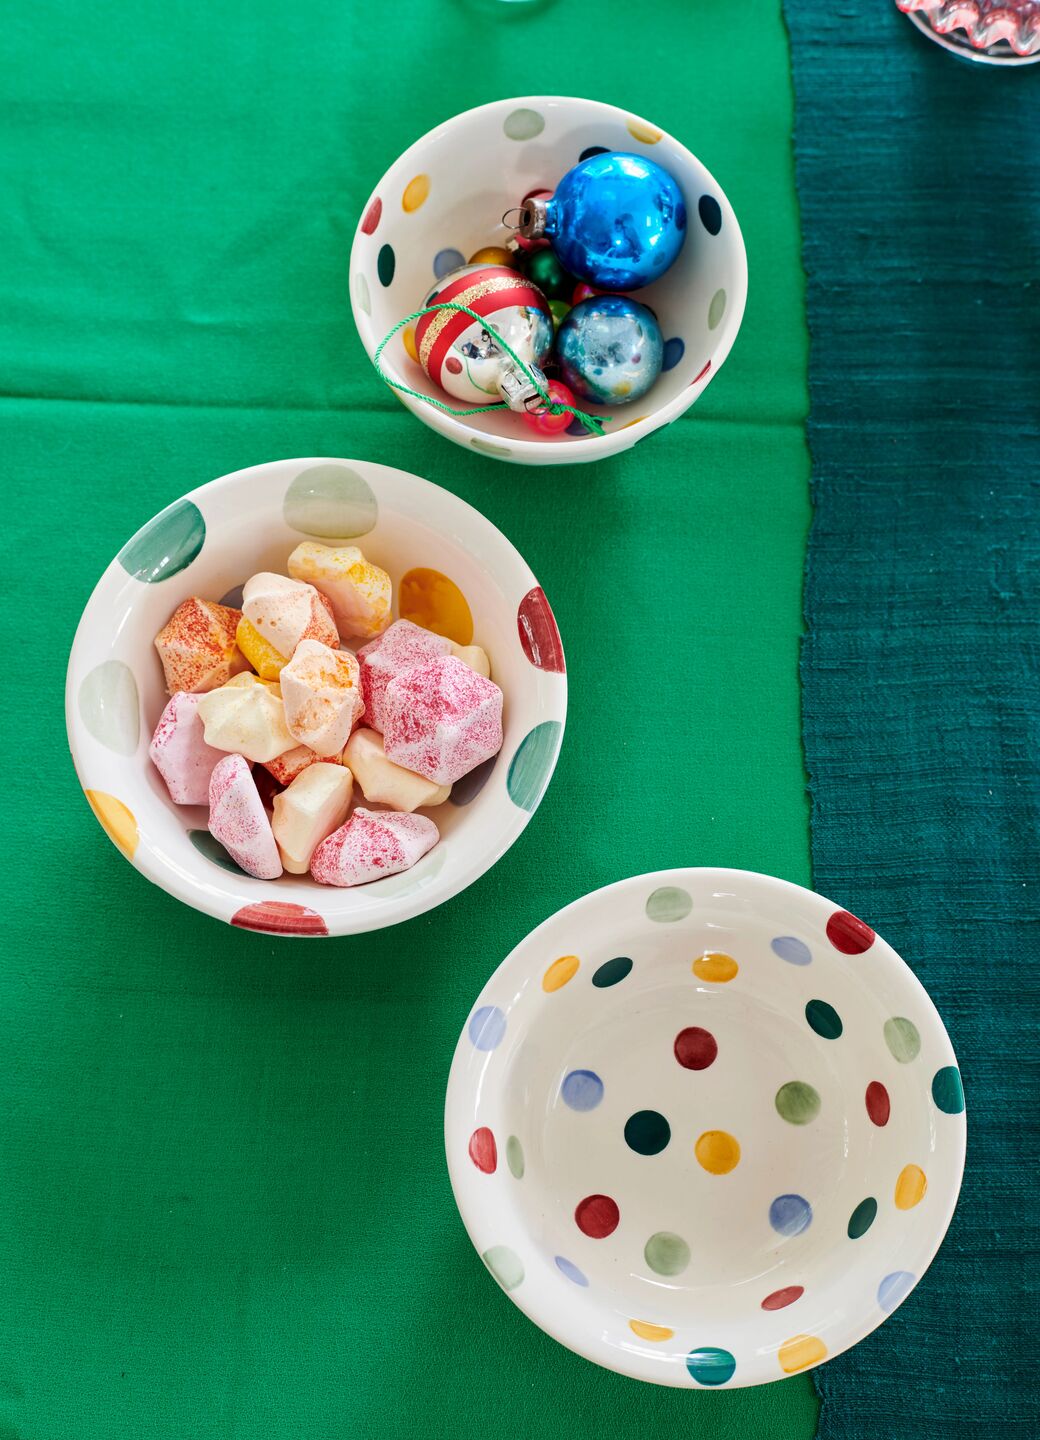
[555,295,664,405]
[533,152,686,291]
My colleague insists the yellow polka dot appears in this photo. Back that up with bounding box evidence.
[778,1335,827,1374]
[895,1163,927,1210]
[692,952,738,983]
[543,955,579,992]
[695,1130,741,1175]
[85,790,138,860]
[399,567,473,645]
[469,245,516,268]
[629,1320,674,1342]
[621,416,648,429]
[402,174,430,212]
[627,118,662,145]
[402,325,419,363]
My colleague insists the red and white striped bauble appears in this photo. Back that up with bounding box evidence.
[415,263,553,405]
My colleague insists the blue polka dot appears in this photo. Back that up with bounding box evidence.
[769,1194,813,1236]
[698,195,722,236]
[554,1255,589,1286]
[878,1271,916,1313]
[560,1069,604,1112]
[662,337,685,371]
[434,247,464,279]
[580,145,609,162]
[772,935,812,966]
[567,416,589,436]
[468,1005,506,1051]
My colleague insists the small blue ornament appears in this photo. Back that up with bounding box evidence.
[555,295,664,406]
[516,152,686,291]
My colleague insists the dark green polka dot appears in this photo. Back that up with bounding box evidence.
[377,244,395,287]
[624,1110,670,1156]
[189,829,246,875]
[847,1197,877,1239]
[931,1065,964,1114]
[118,498,205,583]
[686,1347,736,1386]
[805,998,843,1039]
[593,956,633,987]
[507,721,563,812]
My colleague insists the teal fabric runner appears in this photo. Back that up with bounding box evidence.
[786,3,1039,1435]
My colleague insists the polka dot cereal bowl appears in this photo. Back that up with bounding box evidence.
[445,869,965,1387]
[65,457,566,937]
[350,96,747,466]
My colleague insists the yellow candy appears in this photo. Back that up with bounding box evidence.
[235,617,287,680]
[468,245,517,268]
[287,542,391,641]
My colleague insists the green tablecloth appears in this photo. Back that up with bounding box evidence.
[2,2,816,1434]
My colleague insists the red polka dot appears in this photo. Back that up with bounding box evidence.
[674,1026,718,1070]
[761,1285,804,1311]
[468,1127,497,1174]
[690,360,711,385]
[445,356,463,374]
[575,1194,619,1238]
[826,909,875,954]
[866,1081,891,1127]
[361,197,382,235]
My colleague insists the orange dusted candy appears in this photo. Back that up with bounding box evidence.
[154,598,242,695]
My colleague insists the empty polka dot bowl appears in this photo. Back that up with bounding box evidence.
[65,457,566,937]
[350,96,747,466]
[445,868,965,1387]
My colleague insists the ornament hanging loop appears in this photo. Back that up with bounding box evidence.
[500,207,528,232]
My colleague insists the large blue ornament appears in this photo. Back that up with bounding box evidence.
[517,152,687,291]
[555,295,664,406]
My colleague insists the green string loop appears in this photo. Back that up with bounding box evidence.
[372,301,609,437]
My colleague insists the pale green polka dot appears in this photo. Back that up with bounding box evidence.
[503,108,545,141]
[708,289,727,330]
[506,1136,525,1179]
[283,463,377,538]
[775,1081,821,1125]
[78,661,139,755]
[483,1244,524,1290]
[355,272,371,315]
[644,1231,690,1276]
[884,1017,921,1063]
[470,437,512,458]
[646,886,693,923]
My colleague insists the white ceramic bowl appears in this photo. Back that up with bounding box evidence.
[445,869,965,1387]
[65,457,567,937]
[350,96,747,465]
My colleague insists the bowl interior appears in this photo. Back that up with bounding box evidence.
[445,869,965,1387]
[351,97,747,464]
[66,458,566,936]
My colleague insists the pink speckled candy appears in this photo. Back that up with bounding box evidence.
[357,619,452,733]
[208,753,282,879]
[382,654,503,785]
[262,745,321,787]
[149,691,228,805]
[310,806,438,887]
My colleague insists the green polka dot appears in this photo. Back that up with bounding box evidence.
[805,998,843,1039]
[644,1231,690,1276]
[482,1244,523,1291]
[775,1081,821,1125]
[507,721,563,812]
[78,661,140,755]
[377,243,395,287]
[687,1347,736,1386]
[847,1196,878,1239]
[354,272,371,315]
[884,1017,921,1064]
[283,463,378,539]
[470,437,512,458]
[932,1065,964,1114]
[117,498,205,583]
[506,1136,525,1179]
[188,829,246,875]
[646,886,692,923]
[503,108,545,141]
[708,288,726,330]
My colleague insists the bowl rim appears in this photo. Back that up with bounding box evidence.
[65,456,568,937]
[349,94,749,464]
[444,866,967,1387]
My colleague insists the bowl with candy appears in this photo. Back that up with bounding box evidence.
[66,457,567,937]
[350,96,747,465]
[445,869,966,1387]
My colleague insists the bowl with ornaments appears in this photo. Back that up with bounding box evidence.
[350,96,747,466]
[65,457,567,937]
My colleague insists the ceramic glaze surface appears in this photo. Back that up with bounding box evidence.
[350,97,747,465]
[65,458,567,936]
[445,869,965,1387]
